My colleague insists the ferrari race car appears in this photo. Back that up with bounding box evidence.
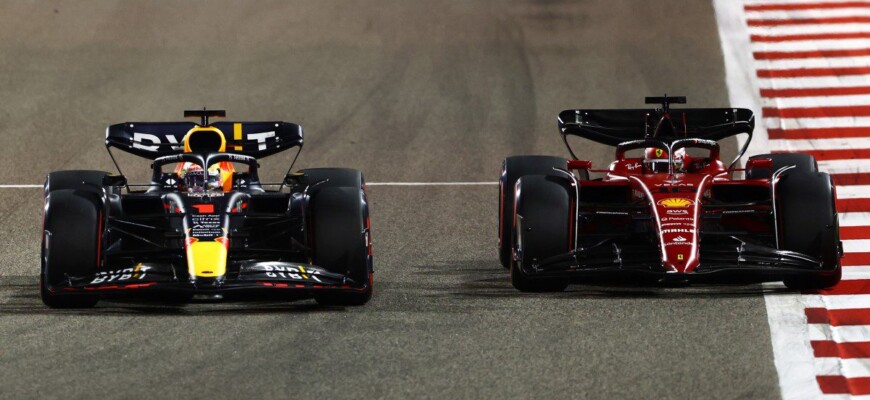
[41,109,373,308]
[499,96,843,292]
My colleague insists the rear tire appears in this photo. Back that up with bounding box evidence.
[500,156,574,269]
[776,171,841,290]
[307,169,372,306]
[510,175,571,292]
[40,189,102,308]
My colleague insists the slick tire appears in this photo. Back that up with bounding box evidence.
[45,170,109,195]
[500,156,578,269]
[746,153,817,180]
[41,189,101,308]
[308,171,372,306]
[776,171,842,290]
[299,167,364,189]
[510,175,571,292]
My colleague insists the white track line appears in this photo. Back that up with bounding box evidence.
[366,182,498,186]
[0,182,498,188]
[770,138,870,151]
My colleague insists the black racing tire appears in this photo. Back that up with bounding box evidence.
[40,189,102,308]
[510,175,572,292]
[746,153,817,180]
[299,167,364,189]
[776,171,842,290]
[45,170,109,195]
[308,174,372,306]
[499,155,575,269]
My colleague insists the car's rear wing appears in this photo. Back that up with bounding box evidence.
[557,108,754,146]
[105,121,303,159]
[557,102,755,167]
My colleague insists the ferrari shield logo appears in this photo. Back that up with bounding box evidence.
[655,149,664,158]
[657,198,694,208]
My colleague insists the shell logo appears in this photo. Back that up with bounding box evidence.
[657,198,694,208]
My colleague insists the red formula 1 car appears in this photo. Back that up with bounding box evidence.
[499,96,842,292]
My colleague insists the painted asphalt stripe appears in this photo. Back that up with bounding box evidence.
[763,86,870,98]
[753,38,870,52]
[747,9,870,20]
[820,280,870,295]
[817,159,870,174]
[817,375,870,395]
[768,127,870,139]
[759,75,870,89]
[812,340,870,359]
[765,116,870,130]
[836,186,870,198]
[843,253,870,267]
[752,32,870,42]
[843,266,870,280]
[749,23,870,36]
[838,212,870,226]
[746,0,870,5]
[760,67,870,79]
[809,323,870,343]
[844,240,870,253]
[758,56,870,70]
[839,199,870,212]
[756,48,870,60]
[772,148,870,161]
[835,174,870,186]
[816,357,870,378]
[764,105,870,117]
[843,227,870,240]
[747,2,870,11]
[770,138,870,151]
[748,16,870,26]
[763,94,870,108]
[804,295,870,310]
[807,307,870,326]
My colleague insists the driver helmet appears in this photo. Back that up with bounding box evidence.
[180,164,221,193]
[643,147,669,172]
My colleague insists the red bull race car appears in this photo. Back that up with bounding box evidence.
[41,110,373,307]
[499,96,842,292]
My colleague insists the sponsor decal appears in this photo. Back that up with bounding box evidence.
[190,214,222,238]
[657,198,694,208]
[133,130,276,152]
[722,209,757,215]
[91,264,152,284]
[259,263,323,282]
[665,242,691,247]
[661,217,692,222]
[666,209,689,215]
[595,211,629,216]
[655,182,694,187]
[661,222,693,227]
[655,149,664,158]
[677,254,684,261]
[626,162,642,171]
[673,235,687,242]
[661,229,693,234]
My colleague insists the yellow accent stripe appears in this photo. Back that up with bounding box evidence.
[133,263,142,278]
[233,123,242,151]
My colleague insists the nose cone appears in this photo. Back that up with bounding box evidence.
[186,240,228,279]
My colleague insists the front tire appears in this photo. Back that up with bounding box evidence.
[41,189,102,308]
[306,169,373,306]
[499,156,572,269]
[775,171,841,290]
[510,175,572,292]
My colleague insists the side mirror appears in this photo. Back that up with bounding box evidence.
[567,160,592,170]
[102,174,127,187]
[284,172,308,186]
[746,158,773,171]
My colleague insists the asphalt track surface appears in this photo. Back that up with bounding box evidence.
[0,1,781,399]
